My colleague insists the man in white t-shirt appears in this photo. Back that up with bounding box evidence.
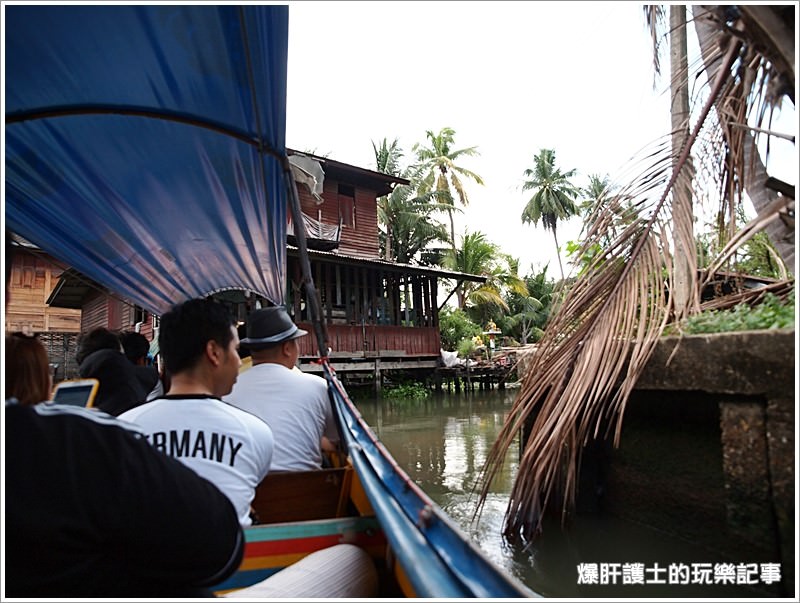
[120,298,273,526]
[224,306,339,472]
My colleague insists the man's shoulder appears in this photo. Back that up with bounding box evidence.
[296,370,328,390]
[13,401,144,433]
[222,400,274,434]
[7,401,148,447]
[118,397,167,421]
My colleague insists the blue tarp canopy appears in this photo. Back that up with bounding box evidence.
[5,5,289,315]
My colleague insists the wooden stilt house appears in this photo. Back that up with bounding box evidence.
[40,150,485,379]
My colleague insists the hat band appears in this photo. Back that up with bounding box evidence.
[244,325,298,344]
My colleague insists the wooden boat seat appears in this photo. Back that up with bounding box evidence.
[251,466,352,524]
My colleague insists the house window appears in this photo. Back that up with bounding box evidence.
[338,184,355,228]
[133,305,147,325]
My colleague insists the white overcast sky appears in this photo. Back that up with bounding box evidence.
[285,1,797,278]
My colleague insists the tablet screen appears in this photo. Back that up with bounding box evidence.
[52,384,96,407]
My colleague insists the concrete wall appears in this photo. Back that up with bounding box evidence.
[591,329,795,597]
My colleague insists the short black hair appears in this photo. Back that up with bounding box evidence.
[76,328,121,365]
[119,331,150,363]
[159,298,235,375]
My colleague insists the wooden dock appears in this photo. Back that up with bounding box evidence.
[432,364,515,392]
[298,348,518,394]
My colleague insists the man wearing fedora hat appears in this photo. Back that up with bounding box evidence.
[224,305,339,472]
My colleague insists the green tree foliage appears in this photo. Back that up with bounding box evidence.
[413,127,484,251]
[697,216,788,280]
[438,305,481,351]
[579,173,614,219]
[372,137,403,177]
[500,265,556,343]
[567,173,640,276]
[442,230,527,313]
[373,138,451,263]
[521,148,581,280]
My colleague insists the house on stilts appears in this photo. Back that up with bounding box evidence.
[32,151,485,387]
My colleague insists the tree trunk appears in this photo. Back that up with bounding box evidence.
[670,5,696,316]
[384,230,392,261]
[447,208,456,254]
[693,5,795,273]
[552,228,565,280]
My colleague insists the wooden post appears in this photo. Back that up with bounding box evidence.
[373,359,381,395]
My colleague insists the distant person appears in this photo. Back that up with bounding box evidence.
[4,230,244,597]
[75,327,123,365]
[77,327,148,416]
[6,332,52,406]
[120,298,273,526]
[224,306,339,472]
[120,330,163,400]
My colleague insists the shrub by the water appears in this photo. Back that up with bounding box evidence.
[383,382,429,400]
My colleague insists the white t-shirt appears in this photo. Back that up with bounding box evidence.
[224,363,338,472]
[119,395,273,526]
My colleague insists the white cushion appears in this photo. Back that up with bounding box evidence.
[224,544,378,598]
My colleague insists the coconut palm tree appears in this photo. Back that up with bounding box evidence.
[579,174,613,218]
[442,230,527,313]
[378,184,451,264]
[372,137,403,177]
[520,149,581,280]
[476,5,795,545]
[502,293,545,345]
[373,138,451,263]
[413,127,484,252]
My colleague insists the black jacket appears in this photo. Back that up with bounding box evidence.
[5,401,244,597]
[78,349,150,416]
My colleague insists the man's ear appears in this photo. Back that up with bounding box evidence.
[206,339,222,367]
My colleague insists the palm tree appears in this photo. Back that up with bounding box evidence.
[413,127,484,251]
[578,174,639,249]
[502,291,544,344]
[442,230,527,312]
[520,149,581,280]
[500,264,558,344]
[373,138,451,263]
[378,184,451,264]
[372,137,403,177]
[579,174,613,219]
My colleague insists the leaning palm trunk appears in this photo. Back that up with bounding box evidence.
[475,34,744,543]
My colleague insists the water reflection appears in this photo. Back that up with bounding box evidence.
[356,388,778,598]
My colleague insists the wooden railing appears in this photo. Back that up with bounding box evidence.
[297,323,440,358]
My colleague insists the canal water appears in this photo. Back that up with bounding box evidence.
[354,388,781,598]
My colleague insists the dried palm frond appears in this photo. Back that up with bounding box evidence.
[475,5,795,545]
[699,279,794,313]
[691,5,796,273]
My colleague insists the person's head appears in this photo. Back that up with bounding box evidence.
[119,331,151,365]
[159,297,240,395]
[6,332,52,406]
[76,328,122,365]
[241,306,308,369]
